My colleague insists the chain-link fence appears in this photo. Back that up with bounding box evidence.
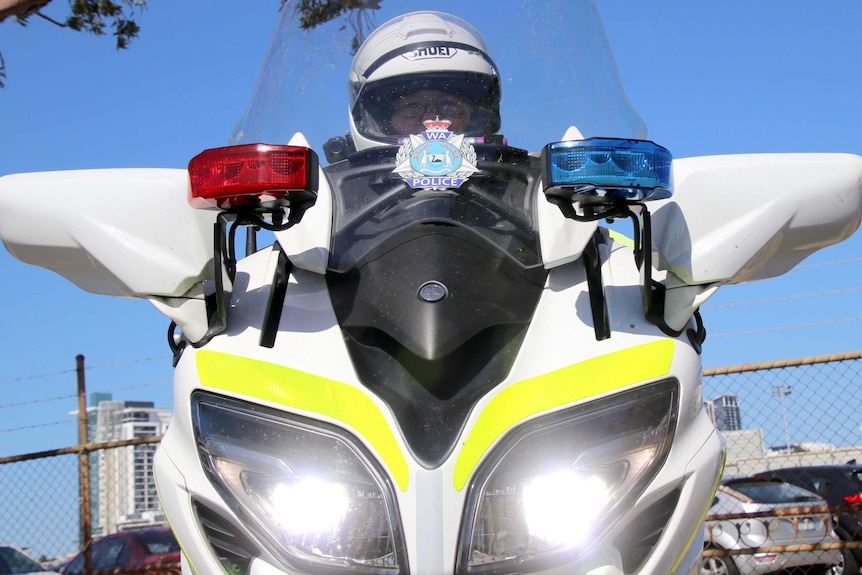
[2,351,861,574]
[703,350,862,574]
[0,451,79,564]
[0,439,177,574]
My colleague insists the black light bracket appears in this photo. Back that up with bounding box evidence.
[550,196,703,344]
[192,203,307,348]
[582,229,610,340]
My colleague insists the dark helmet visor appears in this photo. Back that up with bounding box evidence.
[353,72,501,141]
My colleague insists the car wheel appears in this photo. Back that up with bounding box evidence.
[827,548,860,575]
[701,551,740,575]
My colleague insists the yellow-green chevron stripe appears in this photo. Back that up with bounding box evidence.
[453,339,675,490]
[195,350,410,491]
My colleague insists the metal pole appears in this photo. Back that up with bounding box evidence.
[76,355,93,574]
[772,385,792,454]
[782,392,791,454]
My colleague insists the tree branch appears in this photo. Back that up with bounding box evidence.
[0,0,51,22]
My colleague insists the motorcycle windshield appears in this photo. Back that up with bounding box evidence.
[230,1,646,152]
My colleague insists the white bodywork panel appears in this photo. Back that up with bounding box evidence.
[653,153,862,285]
[275,132,333,274]
[650,153,862,331]
[539,125,599,268]
[537,184,598,268]
[0,168,215,297]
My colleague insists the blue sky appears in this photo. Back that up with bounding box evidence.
[0,1,860,457]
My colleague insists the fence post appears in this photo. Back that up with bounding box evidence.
[76,354,93,573]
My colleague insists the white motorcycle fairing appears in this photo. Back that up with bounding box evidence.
[1,144,859,575]
[1,2,861,575]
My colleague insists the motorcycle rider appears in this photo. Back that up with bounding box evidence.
[347,10,503,151]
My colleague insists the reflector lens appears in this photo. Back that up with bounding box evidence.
[188,143,318,209]
[543,138,672,201]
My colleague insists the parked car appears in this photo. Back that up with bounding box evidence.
[754,464,862,574]
[702,477,843,575]
[62,526,180,575]
[0,544,60,574]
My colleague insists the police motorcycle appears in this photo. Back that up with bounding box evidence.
[2,2,861,574]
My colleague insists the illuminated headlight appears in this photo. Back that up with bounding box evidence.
[542,138,672,203]
[192,392,406,574]
[457,380,678,574]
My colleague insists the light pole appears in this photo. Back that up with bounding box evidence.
[772,386,792,454]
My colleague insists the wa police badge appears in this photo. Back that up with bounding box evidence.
[393,118,479,189]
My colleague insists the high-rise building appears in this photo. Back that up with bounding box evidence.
[91,398,170,534]
[84,392,112,537]
[706,394,743,432]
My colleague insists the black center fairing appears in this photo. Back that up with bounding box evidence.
[325,145,547,467]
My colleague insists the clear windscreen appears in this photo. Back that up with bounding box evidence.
[230,1,646,155]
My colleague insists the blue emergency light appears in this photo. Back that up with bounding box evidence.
[542,138,673,202]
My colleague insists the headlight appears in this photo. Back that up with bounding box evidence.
[457,380,678,574]
[192,392,407,575]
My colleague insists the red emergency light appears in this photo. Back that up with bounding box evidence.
[189,144,318,210]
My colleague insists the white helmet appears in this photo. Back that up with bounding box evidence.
[348,11,502,151]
